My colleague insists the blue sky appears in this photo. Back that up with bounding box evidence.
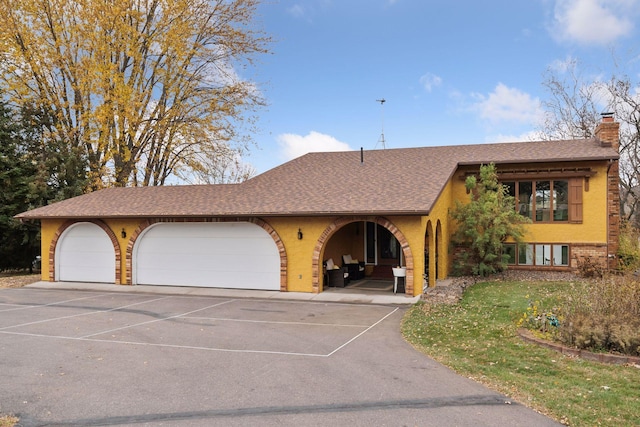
[245,0,640,174]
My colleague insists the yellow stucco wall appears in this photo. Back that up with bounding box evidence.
[263,216,333,293]
[104,219,138,284]
[40,219,66,281]
[38,159,611,296]
[450,161,610,244]
[421,177,455,287]
[266,216,425,295]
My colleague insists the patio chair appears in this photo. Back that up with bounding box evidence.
[342,254,365,280]
[325,258,349,287]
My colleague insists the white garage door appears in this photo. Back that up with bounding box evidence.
[134,222,280,290]
[56,222,116,283]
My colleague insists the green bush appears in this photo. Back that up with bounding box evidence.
[450,164,529,276]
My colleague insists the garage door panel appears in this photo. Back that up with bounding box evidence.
[142,268,280,288]
[137,251,279,267]
[60,237,103,252]
[135,223,280,290]
[224,238,276,254]
[57,223,116,283]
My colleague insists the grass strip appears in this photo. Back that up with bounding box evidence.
[401,280,640,427]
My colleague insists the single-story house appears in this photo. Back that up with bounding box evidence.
[16,116,620,296]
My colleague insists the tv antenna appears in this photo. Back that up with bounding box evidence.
[375,98,386,149]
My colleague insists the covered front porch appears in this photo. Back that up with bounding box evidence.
[319,218,433,296]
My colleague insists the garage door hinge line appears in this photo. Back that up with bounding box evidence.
[80,299,236,339]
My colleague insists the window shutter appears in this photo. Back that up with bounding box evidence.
[568,178,583,223]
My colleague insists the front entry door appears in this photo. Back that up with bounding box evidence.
[365,222,402,266]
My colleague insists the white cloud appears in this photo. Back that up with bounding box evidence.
[488,130,548,143]
[277,131,352,161]
[548,55,577,73]
[419,72,442,92]
[551,0,638,45]
[471,83,543,125]
[287,4,306,19]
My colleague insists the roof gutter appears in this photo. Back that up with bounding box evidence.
[15,210,433,220]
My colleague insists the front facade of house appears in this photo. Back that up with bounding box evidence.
[19,117,620,296]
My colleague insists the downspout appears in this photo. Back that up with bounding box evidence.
[607,159,613,268]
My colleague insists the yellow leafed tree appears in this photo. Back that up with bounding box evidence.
[0,0,270,188]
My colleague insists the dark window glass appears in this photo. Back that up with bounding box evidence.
[553,180,569,221]
[518,182,532,219]
[504,182,515,198]
[503,244,516,265]
[535,181,551,221]
[519,244,534,265]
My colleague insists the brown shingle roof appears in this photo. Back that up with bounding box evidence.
[16,137,618,219]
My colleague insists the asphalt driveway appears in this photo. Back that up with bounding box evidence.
[0,287,560,426]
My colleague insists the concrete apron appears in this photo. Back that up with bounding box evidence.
[26,281,422,306]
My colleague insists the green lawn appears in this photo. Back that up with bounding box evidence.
[402,280,640,427]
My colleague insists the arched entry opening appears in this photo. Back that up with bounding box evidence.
[436,220,443,280]
[424,221,434,289]
[313,217,414,295]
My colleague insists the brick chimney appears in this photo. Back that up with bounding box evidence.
[595,112,620,150]
[595,113,621,270]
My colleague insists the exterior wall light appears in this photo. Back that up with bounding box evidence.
[121,228,127,239]
[297,228,303,240]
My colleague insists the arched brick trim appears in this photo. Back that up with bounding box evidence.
[125,218,287,290]
[49,220,121,284]
[312,216,415,295]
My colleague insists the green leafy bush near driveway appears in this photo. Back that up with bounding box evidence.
[402,280,640,427]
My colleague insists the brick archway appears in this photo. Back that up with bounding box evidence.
[312,216,414,295]
[125,218,287,290]
[49,220,121,284]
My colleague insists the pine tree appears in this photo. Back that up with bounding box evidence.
[0,101,40,270]
[450,163,530,276]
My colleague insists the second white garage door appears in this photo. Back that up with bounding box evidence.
[134,222,280,290]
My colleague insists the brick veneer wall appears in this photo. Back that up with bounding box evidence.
[607,160,620,268]
[595,116,621,270]
[571,243,608,269]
